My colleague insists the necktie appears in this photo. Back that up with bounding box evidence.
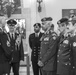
[35,33,38,37]
[11,34,13,39]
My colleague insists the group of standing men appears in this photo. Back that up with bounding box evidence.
[0,19,24,75]
[29,16,76,75]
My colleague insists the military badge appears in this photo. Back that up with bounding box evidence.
[6,40,10,47]
[63,40,69,44]
[73,42,76,47]
[53,36,56,40]
[44,37,49,41]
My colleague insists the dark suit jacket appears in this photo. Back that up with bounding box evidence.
[7,32,24,63]
[29,32,43,62]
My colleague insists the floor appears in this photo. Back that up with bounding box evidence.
[10,66,33,75]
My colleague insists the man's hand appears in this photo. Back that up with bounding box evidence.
[38,60,44,67]
[20,60,24,64]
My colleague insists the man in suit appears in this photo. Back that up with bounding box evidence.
[57,18,73,75]
[29,23,43,75]
[38,17,59,75]
[7,19,24,75]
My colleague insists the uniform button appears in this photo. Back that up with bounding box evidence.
[69,50,71,51]
[60,44,61,46]
[40,52,41,54]
[57,60,59,62]
[57,55,59,57]
[45,43,47,44]
[73,66,75,69]
[12,50,13,51]
[59,50,60,51]
[69,63,71,65]
[34,55,36,56]
[34,49,36,51]
[69,58,70,60]
[65,63,67,65]
[40,57,42,59]
[12,58,13,60]
[34,47,36,48]
[64,46,65,47]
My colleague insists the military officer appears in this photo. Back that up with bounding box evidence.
[70,17,76,75]
[57,18,73,75]
[29,23,43,75]
[7,19,24,75]
[0,27,12,75]
[38,17,59,75]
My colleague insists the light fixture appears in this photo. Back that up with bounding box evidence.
[37,0,43,12]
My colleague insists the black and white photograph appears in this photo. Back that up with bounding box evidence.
[0,0,76,75]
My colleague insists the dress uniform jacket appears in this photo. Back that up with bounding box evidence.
[0,32,12,74]
[8,32,24,63]
[29,32,43,62]
[29,32,43,75]
[57,35,72,75]
[71,35,76,75]
[39,30,59,71]
[0,32,12,62]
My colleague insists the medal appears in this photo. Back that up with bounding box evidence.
[63,40,69,44]
[73,42,76,47]
[6,40,10,47]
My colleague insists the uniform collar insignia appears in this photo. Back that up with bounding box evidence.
[44,37,49,41]
[73,42,76,47]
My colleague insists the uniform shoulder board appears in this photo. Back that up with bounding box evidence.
[52,32,57,40]
[52,32,57,36]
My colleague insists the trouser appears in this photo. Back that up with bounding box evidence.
[32,61,42,75]
[0,62,10,75]
[41,69,56,75]
[9,62,20,75]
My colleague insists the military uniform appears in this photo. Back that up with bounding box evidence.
[8,32,24,75]
[39,29,58,75]
[29,32,43,75]
[7,19,24,75]
[70,32,76,75]
[57,34,73,75]
[0,32,12,75]
[57,18,73,75]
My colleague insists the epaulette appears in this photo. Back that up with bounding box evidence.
[52,32,57,36]
[51,32,57,40]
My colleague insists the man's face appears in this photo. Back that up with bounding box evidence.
[8,24,15,33]
[58,23,67,33]
[41,21,52,31]
[67,22,73,30]
[34,25,41,33]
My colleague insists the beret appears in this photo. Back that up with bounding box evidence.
[71,17,76,24]
[70,10,75,14]
[58,18,69,24]
[41,17,52,22]
[33,23,41,27]
[72,17,76,21]
[7,19,17,26]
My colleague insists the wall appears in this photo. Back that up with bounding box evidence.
[7,0,76,54]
